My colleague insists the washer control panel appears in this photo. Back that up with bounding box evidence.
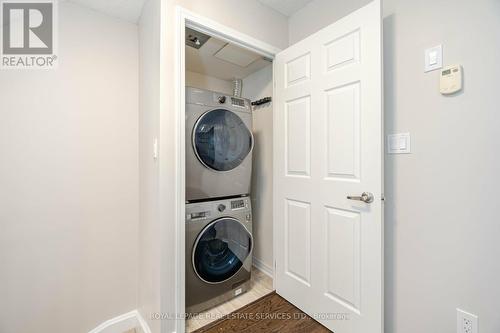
[230,199,246,210]
[188,211,210,220]
[186,197,251,221]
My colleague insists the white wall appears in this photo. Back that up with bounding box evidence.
[138,1,163,333]
[288,0,372,45]
[0,3,139,333]
[289,0,500,332]
[242,65,274,274]
[186,71,232,95]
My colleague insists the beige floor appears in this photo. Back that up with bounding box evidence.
[186,267,274,332]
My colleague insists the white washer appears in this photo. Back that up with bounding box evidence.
[186,87,253,202]
[185,197,253,313]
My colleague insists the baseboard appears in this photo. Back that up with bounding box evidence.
[135,311,152,333]
[252,256,273,278]
[88,309,151,333]
[89,260,270,333]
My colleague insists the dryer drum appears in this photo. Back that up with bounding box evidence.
[193,217,253,284]
[193,109,253,172]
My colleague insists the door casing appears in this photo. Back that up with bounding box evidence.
[174,7,280,333]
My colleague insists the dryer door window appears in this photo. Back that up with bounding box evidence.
[193,109,253,171]
[193,217,252,283]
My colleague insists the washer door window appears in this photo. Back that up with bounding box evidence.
[193,218,252,283]
[193,109,253,171]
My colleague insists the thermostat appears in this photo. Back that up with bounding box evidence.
[440,64,462,95]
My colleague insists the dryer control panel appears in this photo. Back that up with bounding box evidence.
[213,93,250,109]
[186,87,252,113]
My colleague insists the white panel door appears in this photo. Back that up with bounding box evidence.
[273,1,383,332]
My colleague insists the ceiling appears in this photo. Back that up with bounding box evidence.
[66,0,146,23]
[257,0,313,16]
[66,0,313,23]
[186,34,271,81]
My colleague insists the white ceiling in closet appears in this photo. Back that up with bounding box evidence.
[186,35,271,81]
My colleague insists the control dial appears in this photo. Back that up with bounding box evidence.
[218,96,226,104]
[217,204,226,212]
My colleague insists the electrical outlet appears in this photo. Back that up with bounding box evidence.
[457,309,478,333]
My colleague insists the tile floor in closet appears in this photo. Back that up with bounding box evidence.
[186,268,273,332]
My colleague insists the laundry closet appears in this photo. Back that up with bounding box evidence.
[183,27,275,331]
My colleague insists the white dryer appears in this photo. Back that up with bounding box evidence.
[186,87,253,202]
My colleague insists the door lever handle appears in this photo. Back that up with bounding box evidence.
[347,192,374,203]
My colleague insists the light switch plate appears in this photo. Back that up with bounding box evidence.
[425,45,443,72]
[153,138,158,160]
[387,133,411,154]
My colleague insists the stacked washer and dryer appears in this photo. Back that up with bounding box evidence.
[185,87,254,313]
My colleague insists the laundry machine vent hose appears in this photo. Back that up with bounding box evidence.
[232,79,243,97]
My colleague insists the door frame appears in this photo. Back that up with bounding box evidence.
[173,7,281,333]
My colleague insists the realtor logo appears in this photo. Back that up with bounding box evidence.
[1,0,58,69]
